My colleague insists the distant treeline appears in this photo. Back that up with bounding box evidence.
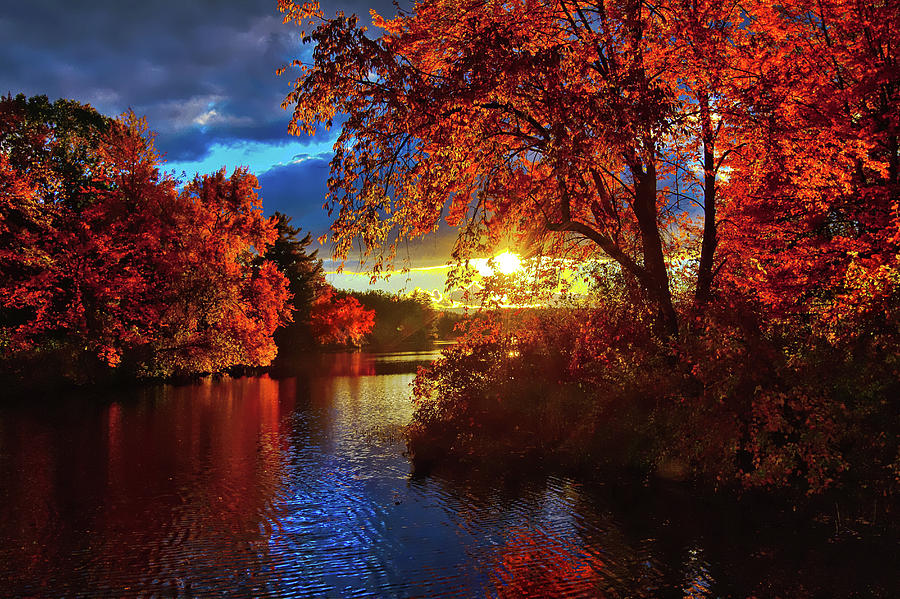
[343,289,463,350]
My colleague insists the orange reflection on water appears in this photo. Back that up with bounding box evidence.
[322,352,376,377]
[0,376,300,593]
[1,418,56,581]
[487,528,609,598]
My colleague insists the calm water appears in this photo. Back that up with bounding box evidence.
[0,351,896,598]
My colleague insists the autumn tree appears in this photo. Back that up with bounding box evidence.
[719,0,900,342]
[0,102,170,372]
[0,96,292,381]
[143,167,293,376]
[278,0,749,337]
[708,0,900,491]
[0,93,113,210]
[309,287,375,346]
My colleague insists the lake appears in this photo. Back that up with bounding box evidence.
[0,350,895,597]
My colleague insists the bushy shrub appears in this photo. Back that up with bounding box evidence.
[407,299,899,499]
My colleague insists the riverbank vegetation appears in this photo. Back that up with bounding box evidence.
[349,289,464,349]
[0,94,374,387]
[408,296,898,505]
[281,0,899,503]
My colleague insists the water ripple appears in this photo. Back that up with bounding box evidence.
[0,355,896,597]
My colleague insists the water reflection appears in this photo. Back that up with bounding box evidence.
[0,351,895,597]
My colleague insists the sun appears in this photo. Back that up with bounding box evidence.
[471,250,523,277]
[493,250,522,275]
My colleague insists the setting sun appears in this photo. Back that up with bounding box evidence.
[472,250,523,277]
[493,250,522,275]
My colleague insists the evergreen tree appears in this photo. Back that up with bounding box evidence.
[264,212,325,352]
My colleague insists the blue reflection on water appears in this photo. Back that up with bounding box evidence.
[0,350,894,598]
[260,353,489,597]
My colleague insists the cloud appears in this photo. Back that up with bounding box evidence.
[2,0,434,263]
[258,156,332,233]
[0,0,402,163]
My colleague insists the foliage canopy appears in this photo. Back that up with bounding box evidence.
[280,0,899,339]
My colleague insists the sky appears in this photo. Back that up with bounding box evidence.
[1,0,589,305]
[0,0,468,291]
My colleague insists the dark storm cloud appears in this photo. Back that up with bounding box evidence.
[258,156,332,232]
[257,155,460,267]
[0,0,402,162]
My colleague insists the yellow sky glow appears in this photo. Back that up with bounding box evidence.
[325,251,601,310]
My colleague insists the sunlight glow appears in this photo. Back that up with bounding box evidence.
[473,250,523,277]
[493,251,523,275]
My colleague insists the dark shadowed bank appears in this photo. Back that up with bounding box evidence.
[405,306,900,535]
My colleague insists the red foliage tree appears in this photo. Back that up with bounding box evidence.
[278,0,756,337]
[143,165,293,376]
[0,96,292,379]
[718,0,900,343]
[309,287,375,346]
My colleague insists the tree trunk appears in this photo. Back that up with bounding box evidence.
[633,163,679,337]
[695,92,718,309]
[695,142,717,308]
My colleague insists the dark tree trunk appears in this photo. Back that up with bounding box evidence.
[695,143,717,307]
[695,92,718,309]
[633,163,679,337]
